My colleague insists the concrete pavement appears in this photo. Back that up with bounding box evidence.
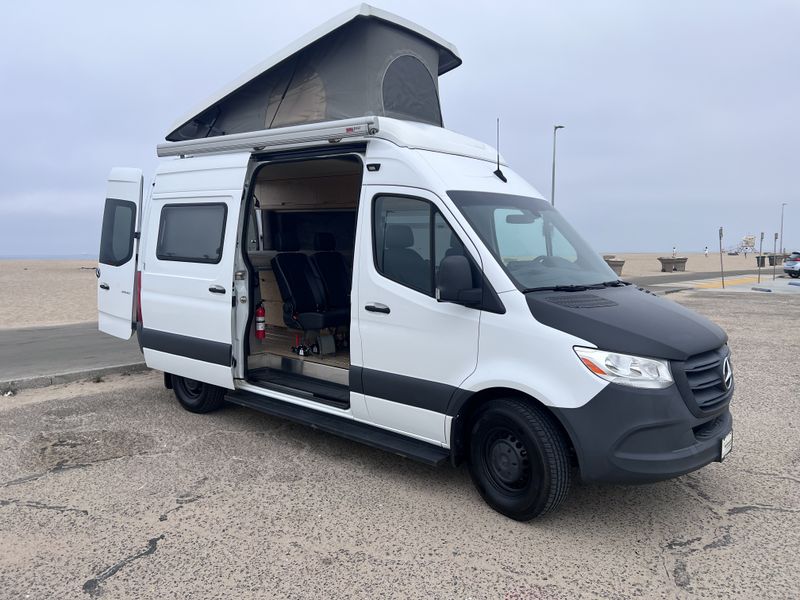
[0,290,797,599]
[0,322,143,388]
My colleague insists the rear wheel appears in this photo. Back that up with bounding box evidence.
[468,397,571,521]
[171,375,225,413]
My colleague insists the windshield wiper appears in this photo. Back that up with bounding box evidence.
[601,280,630,287]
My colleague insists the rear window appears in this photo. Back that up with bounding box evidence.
[156,203,227,263]
[99,198,136,266]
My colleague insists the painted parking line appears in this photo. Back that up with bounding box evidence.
[648,275,761,290]
[692,276,760,289]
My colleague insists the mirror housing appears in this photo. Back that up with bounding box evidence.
[437,255,481,306]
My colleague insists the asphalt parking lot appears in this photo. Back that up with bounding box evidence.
[1,290,798,599]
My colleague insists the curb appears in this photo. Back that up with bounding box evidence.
[0,362,149,394]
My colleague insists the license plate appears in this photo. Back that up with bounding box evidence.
[720,431,733,461]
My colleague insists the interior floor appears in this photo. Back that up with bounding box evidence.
[251,326,350,370]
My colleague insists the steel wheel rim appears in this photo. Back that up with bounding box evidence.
[482,426,532,493]
[181,378,203,399]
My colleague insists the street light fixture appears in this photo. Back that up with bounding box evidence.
[780,202,787,256]
[550,125,565,207]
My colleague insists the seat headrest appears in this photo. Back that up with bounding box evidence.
[275,231,299,252]
[385,224,414,249]
[314,232,336,251]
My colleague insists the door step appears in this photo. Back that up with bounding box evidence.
[248,367,349,408]
[225,389,450,466]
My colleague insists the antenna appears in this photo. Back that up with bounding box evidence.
[494,117,507,182]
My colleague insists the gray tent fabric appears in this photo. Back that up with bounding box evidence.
[167,16,457,141]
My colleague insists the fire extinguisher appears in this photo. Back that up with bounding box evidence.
[255,302,266,342]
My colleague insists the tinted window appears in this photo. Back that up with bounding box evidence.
[157,203,227,264]
[99,198,136,266]
[373,196,473,296]
[382,55,442,126]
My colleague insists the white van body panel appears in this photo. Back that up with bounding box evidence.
[97,168,143,340]
[140,153,251,389]
[461,291,608,409]
[356,183,483,444]
[363,395,448,446]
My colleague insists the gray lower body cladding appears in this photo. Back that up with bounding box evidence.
[552,383,733,484]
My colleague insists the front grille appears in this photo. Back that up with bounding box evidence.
[682,346,732,411]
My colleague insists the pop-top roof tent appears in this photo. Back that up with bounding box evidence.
[166,4,462,142]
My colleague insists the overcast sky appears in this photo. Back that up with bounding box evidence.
[0,0,797,257]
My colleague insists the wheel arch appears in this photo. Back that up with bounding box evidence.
[448,387,579,470]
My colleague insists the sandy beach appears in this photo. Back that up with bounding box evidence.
[604,251,761,277]
[0,253,763,329]
[0,260,98,329]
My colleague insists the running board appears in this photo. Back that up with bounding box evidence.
[224,390,450,467]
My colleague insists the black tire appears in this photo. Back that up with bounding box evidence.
[171,375,225,414]
[790,272,799,279]
[468,397,571,521]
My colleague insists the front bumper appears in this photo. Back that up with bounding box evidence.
[552,383,733,484]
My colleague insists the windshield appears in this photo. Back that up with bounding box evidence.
[448,191,617,290]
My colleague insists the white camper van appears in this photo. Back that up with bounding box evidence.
[97,5,734,520]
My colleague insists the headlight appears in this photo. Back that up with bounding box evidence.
[574,347,673,389]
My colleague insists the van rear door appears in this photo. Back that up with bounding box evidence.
[138,153,250,389]
[97,167,143,339]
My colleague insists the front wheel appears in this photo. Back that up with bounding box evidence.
[171,375,225,414]
[468,398,572,520]
[790,272,799,279]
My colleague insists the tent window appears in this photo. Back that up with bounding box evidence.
[382,55,442,126]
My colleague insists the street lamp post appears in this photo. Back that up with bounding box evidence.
[550,125,565,207]
[780,202,787,256]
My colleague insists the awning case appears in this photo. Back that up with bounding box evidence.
[166,4,462,142]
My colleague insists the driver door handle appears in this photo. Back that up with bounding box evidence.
[99,283,110,290]
[208,285,226,294]
[365,303,390,314]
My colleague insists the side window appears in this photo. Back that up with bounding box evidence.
[434,211,467,268]
[99,198,136,266]
[157,203,227,264]
[373,195,475,296]
[374,196,432,294]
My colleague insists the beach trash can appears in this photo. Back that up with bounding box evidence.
[604,259,625,276]
[756,256,766,268]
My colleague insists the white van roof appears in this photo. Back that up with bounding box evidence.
[166,4,462,142]
[157,116,501,165]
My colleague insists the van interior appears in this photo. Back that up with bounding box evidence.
[243,155,363,407]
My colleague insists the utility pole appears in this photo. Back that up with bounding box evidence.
[550,125,564,207]
[780,202,787,256]
[758,232,764,283]
[773,233,778,280]
[719,227,725,289]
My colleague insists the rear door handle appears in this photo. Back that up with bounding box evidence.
[364,303,390,314]
[208,285,226,294]
[99,283,110,290]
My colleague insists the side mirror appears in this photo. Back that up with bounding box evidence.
[437,255,482,306]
